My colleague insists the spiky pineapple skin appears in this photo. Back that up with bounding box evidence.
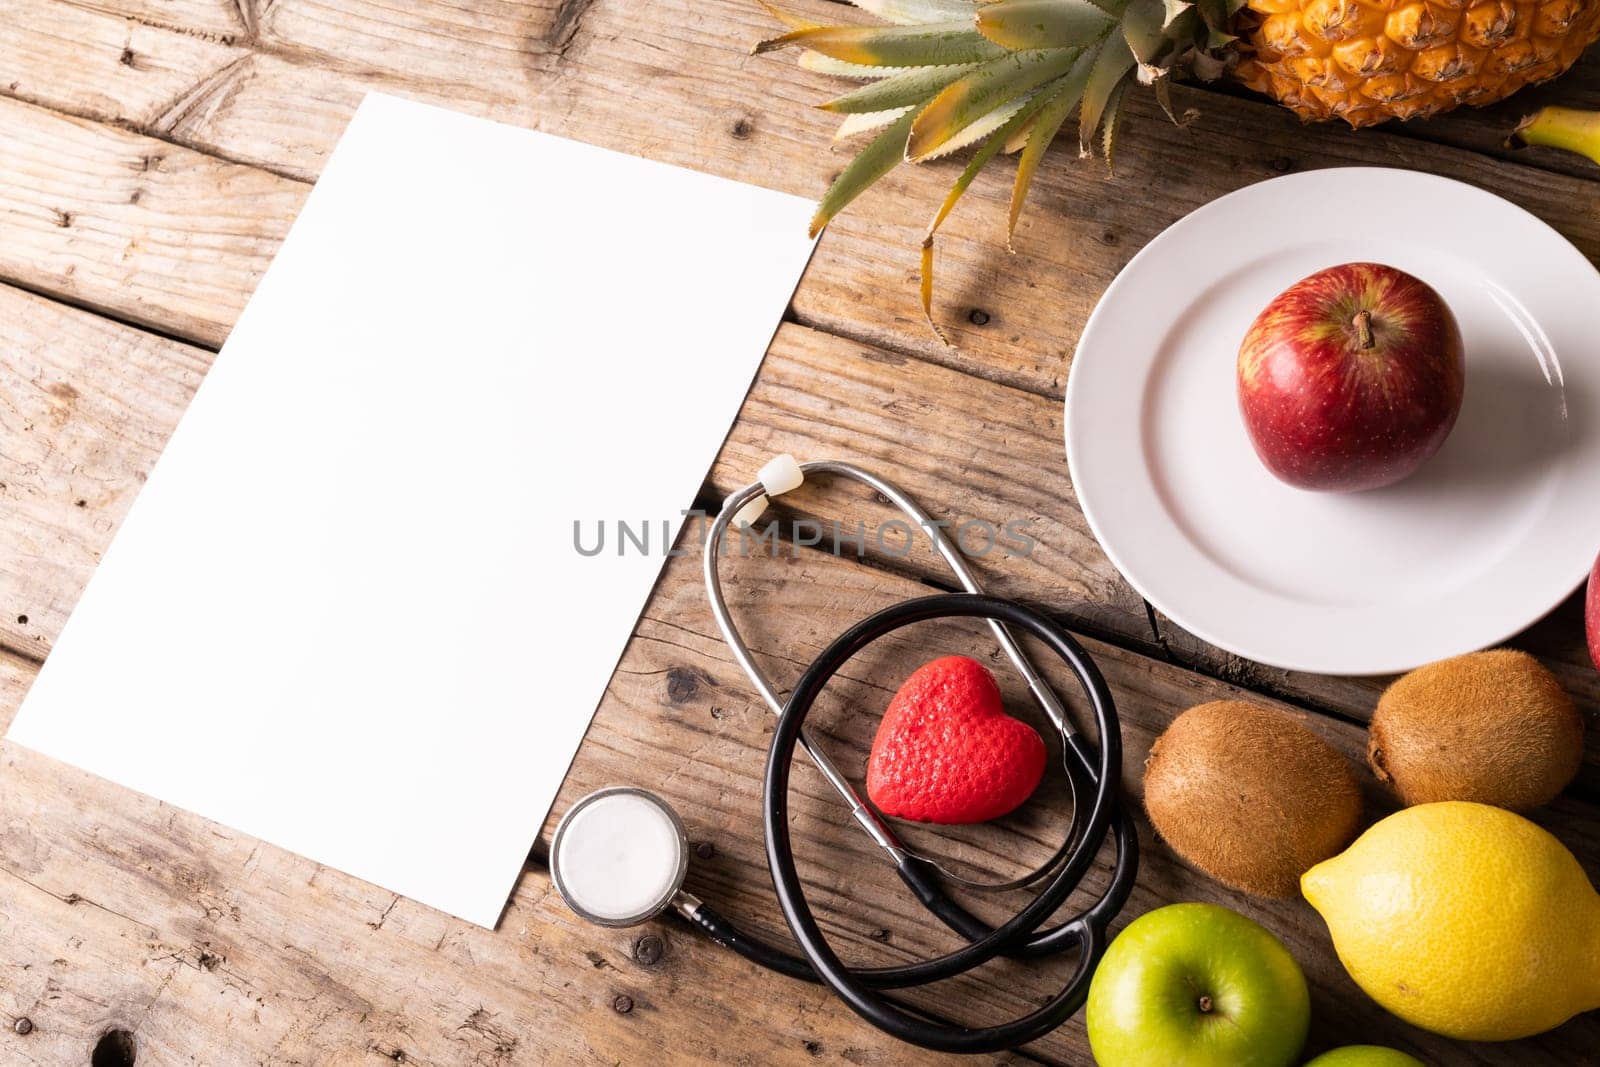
[1233,0,1600,127]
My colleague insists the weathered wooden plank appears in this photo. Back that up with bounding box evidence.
[56,0,246,42]
[0,3,529,180]
[0,283,211,658]
[259,0,572,82]
[0,95,296,346]
[706,326,1146,636]
[0,0,245,130]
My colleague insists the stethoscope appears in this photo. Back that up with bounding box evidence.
[549,457,1139,1053]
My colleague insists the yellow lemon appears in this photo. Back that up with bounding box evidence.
[1302,801,1600,1041]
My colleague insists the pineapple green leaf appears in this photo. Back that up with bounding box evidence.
[920,90,1061,340]
[1009,50,1094,240]
[1078,33,1136,154]
[820,64,979,113]
[907,48,1083,160]
[1160,0,1194,26]
[1101,78,1129,165]
[975,0,1116,50]
[1121,0,1168,69]
[1004,110,1043,153]
[1194,0,1232,32]
[1152,71,1179,121]
[754,0,1230,338]
[920,94,1036,158]
[810,108,918,237]
[835,106,915,141]
[754,21,1008,67]
[800,51,899,79]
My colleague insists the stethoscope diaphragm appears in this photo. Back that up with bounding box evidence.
[549,786,688,927]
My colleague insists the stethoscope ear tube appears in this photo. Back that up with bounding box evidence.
[761,593,1137,1053]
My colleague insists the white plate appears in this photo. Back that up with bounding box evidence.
[1065,167,1600,676]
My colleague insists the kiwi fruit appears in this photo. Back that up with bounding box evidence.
[1368,649,1583,811]
[1143,700,1363,898]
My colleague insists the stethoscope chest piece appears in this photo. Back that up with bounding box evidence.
[550,786,688,927]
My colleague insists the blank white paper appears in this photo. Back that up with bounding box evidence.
[6,93,816,928]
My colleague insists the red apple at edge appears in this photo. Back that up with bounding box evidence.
[1587,551,1599,673]
[1238,262,1465,492]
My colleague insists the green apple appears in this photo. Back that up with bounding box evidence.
[1086,902,1310,1067]
[1304,1048,1425,1067]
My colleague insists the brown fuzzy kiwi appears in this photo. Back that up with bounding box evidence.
[1143,700,1363,898]
[1368,649,1583,812]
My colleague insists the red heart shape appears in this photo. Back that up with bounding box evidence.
[866,656,1046,824]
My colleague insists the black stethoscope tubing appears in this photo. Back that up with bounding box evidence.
[682,592,1139,1053]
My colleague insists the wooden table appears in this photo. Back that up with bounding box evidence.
[1,1,1597,1063]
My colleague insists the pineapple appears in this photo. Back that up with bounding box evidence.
[755,0,1600,331]
[1235,0,1600,126]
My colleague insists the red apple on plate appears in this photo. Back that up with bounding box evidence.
[1238,262,1465,492]
[1587,550,1599,672]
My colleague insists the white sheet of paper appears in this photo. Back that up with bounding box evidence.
[6,93,816,928]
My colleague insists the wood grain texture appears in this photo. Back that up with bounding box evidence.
[0,0,245,128]
[0,95,297,346]
[0,284,211,657]
[260,0,572,82]
[56,0,247,41]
